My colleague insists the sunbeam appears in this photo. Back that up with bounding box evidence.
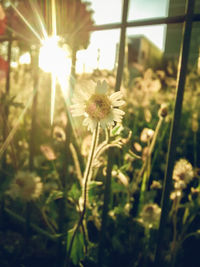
[28,0,48,40]
[1,0,74,159]
[51,0,57,125]
[9,0,72,125]
[9,1,42,43]
[52,0,57,36]
[39,35,72,124]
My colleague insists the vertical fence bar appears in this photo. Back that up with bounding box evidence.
[97,1,129,266]
[1,36,12,178]
[115,0,129,92]
[29,49,39,171]
[58,118,72,267]
[154,0,195,266]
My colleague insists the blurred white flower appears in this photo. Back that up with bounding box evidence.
[140,128,154,143]
[71,80,125,131]
[170,190,182,200]
[7,171,43,201]
[150,180,162,190]
[140,203,161,228]
[172,159,194,189]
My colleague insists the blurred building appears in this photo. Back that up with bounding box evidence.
[164,0,200,67]
[126,35,162,71]
[115,34,162,76]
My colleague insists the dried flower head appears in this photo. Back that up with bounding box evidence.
[71,80,125,131]
[172,159,194,189]
[140,203,161,228]
[7,171,43,201]
[53,126,66,142]
[158,103,168,118]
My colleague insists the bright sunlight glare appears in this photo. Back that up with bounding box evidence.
[39,36,71,75]
[19,52,31,65]
[39,36,72,124]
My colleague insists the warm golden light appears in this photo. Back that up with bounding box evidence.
[39,36,70,74]
[19,52,31,65]
[39,36,72,124]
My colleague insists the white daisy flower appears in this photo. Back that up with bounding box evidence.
[172,158,194,188]
[7,171,43,201]
[71,80,125,131]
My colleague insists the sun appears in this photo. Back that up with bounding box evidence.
[39,36,70,74]
[39,35,72,124]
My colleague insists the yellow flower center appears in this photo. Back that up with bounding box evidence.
[85,94,111,120]
[16,178,25,188]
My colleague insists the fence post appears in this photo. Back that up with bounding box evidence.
[97,1,129,266]
[1,35,12,179]
[115,0,129,92]
[154,0,195,266]
[29,48,39,171]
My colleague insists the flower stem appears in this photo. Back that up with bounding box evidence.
[137,117,163,182]
[138,117,163,213]
[66,123,99,267]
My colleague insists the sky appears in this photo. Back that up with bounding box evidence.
[77,0,169,73]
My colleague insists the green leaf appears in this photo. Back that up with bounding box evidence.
[67,229,84,265]
[68,183,81,201]
[112,124,123,136]
[182,207,190,225]
[45,190,63,205]
[111,179,126,193]
[88,181,102,202]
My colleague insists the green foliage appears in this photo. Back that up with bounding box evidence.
[1,26,200,266]
[67,229,85,265]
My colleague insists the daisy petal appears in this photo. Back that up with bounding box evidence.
[113,108,125,115]
[95,80,108,94]
[111,99,125,107]
[112,108,125,122]
[83,117,97,131]
[110,91,123,101]
[70,104,85,116]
